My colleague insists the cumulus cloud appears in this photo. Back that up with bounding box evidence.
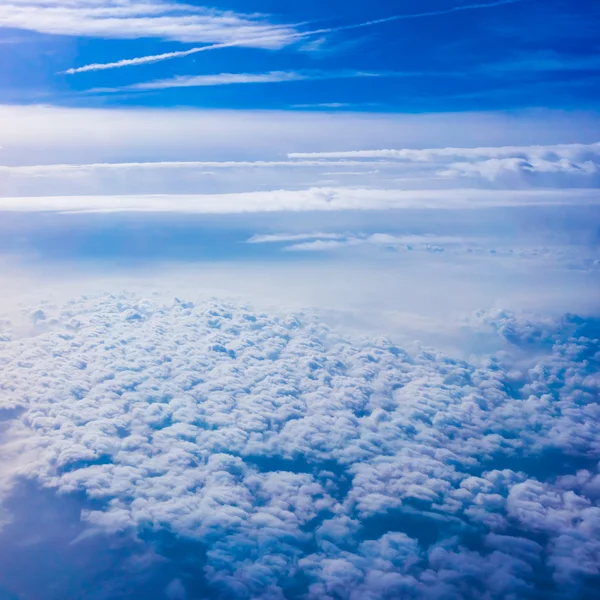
[0,293,599,598]
[438,157,598,180]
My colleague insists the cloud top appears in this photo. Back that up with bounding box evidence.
[0,293,599,598]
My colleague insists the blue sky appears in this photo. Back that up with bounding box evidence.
[1,0,600,111]
[1,3,600,600]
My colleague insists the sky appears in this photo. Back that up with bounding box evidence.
[0,1,600,600]
[1,0,600,111]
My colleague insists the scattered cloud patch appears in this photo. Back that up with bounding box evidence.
[248,232,600,271]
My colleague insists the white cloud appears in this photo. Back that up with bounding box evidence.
[289,142,600,163]
[273,233,469,252]
[58,0,526,74]
[2,151,598,198]
[287,142,600,183]
[438,157,598,180]
[90,70,383,93]
[2,105,598,167]
[1,105,599,197]
[1,187,597,214]
[0,0,298,47]
[0,292,599,598]
[247,233,348,244]
[121,71,308,91]
[62,34,311,75]
[0,159,386,175]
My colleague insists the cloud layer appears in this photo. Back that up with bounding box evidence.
[0,293,599,598]
[1,114,598,197]
[3,105,599,166]
[289,142,600,181]
[1,187,598,214]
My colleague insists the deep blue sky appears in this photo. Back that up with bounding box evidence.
[1,0,599,112]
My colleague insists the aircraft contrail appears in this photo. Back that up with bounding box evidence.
[63,0,525,75]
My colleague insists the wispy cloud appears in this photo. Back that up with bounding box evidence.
[281,233,470,252]
[89,70,437,93]
[291,103,352,109]
[0,188,597,214]
[62,39,280,75]
[0,159,394,176]
[326,0,525,32]
[1,0,298,47]
[3,104,597,176]
[289,142,600,162]
[248,232,469,249]
[247,233,347,244]
[101,71,310,92]
[61,0,526,74]
[481,52,600,73]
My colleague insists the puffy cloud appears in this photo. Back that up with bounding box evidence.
[290,142,600,185]
[438,157,598,180]
[0,294,599,598]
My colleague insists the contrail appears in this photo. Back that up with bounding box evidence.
[64,0,524,75]
[63,40,252,74]
[329,0,524,31]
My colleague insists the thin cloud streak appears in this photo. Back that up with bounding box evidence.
[0,159,398,175]
[63,0,526,74]
[63,40,260,74]
[288,142,600,161]
[0,188,597,215]
[334,0,524,31]
[88,70,451,94]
